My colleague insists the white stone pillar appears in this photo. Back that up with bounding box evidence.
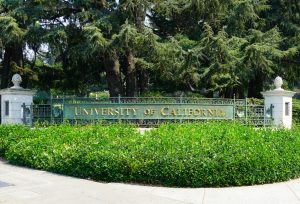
[0,74,35,125]
[261,76,296,129]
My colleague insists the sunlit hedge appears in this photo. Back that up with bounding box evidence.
[293,99,300,123]
[1,122,300,187]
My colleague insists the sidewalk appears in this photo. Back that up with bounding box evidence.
[0,160,300,204]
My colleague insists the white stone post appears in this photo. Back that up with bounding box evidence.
[261,76,296,129]
[0,74,35,125]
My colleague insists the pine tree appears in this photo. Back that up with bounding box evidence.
[0,1,25,88]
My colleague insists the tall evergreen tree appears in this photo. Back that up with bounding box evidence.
[0,1,25,88]
[0,0,299,97]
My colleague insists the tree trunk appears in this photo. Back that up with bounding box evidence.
[137,66,149,95]
[248,74,264,98]
[224,87,233,98]
[13,43,25,86]
[135,4,146,32]
[125,48,136,97]
[233,85,245,99]
[1,47,12,88]
[1,44,23,89]
[12,43,23,68]
[135,4,149,96]
[104,52,123,97]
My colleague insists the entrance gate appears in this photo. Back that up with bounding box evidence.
[22,96,273,127]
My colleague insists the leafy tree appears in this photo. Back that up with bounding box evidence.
[0,0,299,98]
[264,0,300,88]
[0,1,25,88]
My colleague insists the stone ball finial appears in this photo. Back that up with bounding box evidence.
[11,74,22,89]
[274,76,283,90]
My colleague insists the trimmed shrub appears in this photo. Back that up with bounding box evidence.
[0,125,32,157]
[1,122,300,187]
[293,99,300,123]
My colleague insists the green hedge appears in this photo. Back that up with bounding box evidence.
[293,99,300,123]
[1,123,300,187]
[0,125,32,157]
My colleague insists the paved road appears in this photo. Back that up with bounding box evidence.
[0,160,300,204]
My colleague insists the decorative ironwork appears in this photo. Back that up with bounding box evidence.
[45,96,247,105]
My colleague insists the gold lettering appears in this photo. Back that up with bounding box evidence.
[108,108,114,115]
[90,108,94,115]
[184,108,188,115]
[75,107,81,116]
[161,107,168,116]
[194,109,201,116]
[132,108,138,116]
[150,109,155,115]
[188,108,193,116]
[126,108,130,116]
[94,108,100,115]
[208,109,215,116]
[83,108,90,115]
[120,108,124,116]
[218,110,226,117]
[171,108,177,116]
[102,108,107,115]
[73,106,229,119]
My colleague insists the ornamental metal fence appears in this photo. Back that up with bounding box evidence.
[22,96,273,127]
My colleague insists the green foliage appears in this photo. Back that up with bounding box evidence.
[247,98,263,105]
[89,91,110,99]
[293,99,300,124]
[0,16,24,45]
[1,123,300,187]
[83,26,108,53]
[0,125,31,157]
[141,91,166,97]
[0,0,299,96]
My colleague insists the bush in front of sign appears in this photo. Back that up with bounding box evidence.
[293,99,300,124]
[138,123,300,187]
[2,122,300,187]
[4,124,140,180]
[0,125,32,157]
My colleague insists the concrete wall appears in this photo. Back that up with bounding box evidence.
[0,88,34,125]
